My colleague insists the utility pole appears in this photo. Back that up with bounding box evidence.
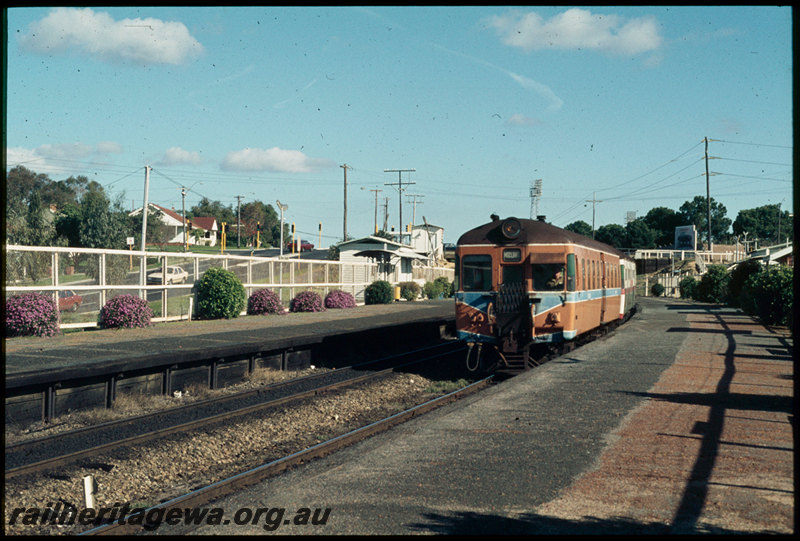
[704,137,712,252]
[236,195,243,248]
[340,164,351,242]
[382,197,390,233]
[406,193,424,230]
[384,168,415,244]
[369,188,382,234]
[276,200,288,257]
[140,165,151,253]
[586,192,602,239]
[181,186,187,252]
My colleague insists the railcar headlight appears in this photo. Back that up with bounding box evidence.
[501,217,522,240]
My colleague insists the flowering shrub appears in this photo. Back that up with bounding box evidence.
[99,294,154,329]
[5,292,60,337]
[290,290,325,313]
[247,288,285,315]
[324,289,356,309]
[196,267,246,319]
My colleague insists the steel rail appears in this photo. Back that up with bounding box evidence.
[5,341,465,480]
[6,340,460,456]
[80,375,493,536]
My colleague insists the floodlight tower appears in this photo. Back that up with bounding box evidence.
[530,179,542,220]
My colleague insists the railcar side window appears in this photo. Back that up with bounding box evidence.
[462,255,492,291]
[531,263,565,291]
[582,259,586,289]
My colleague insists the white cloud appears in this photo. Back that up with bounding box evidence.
[96,141,124,155]
[488,8,662,55]
[505,72,564,111]
[19,7,203,65]
[506,113,541,127]
[37,142,95,160]
[220,147,335,173]
[5,142,125,175]
[158,147,204,166]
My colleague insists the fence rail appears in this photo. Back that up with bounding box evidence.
[4,245,453,330]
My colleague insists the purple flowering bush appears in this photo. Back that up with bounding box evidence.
[289,290,325,313]
[324,290,356,309]
[247,288,285,315]
[5,292,61,337]
[99,294,154,329]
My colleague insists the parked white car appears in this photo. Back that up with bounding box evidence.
[147,265,189,284]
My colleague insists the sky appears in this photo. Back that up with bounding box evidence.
[4,6,794,246]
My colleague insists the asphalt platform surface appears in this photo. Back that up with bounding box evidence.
[4,300,454,386]
[149,296,794,535]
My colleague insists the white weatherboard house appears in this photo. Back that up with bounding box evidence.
[338,236,427,283]
[129,203,218,246]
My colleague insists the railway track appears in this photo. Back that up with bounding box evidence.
[80,376,493,535]
[5,341,466,479]
[5,314,638,536]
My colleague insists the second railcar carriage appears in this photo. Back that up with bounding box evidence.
[455,215,636,371]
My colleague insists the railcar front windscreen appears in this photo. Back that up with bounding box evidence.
[462,255,492,291]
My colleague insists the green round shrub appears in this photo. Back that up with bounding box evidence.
[434,276,453,298]
[399,281,421,301]
[728,259,762,307]
[697,265,730,304]
[740,266,793,327]
[195,267,246,319]
[650,283,665,297]
[365,280,394,305]
[679,275,698,299]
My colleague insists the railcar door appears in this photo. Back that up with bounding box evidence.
[600,253,607,323]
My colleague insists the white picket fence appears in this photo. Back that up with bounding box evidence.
[4,245,453,330]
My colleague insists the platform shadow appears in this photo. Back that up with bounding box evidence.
[406,509,775,535]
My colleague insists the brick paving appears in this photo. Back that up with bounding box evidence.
[534,303,794,533]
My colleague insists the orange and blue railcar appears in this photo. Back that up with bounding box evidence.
[455,216,636,371]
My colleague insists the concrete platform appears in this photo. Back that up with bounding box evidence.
[4,300,454,386]
[152,297,793,535]
[4,300,455,423]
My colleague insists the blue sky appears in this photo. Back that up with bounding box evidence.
[5,6,793,245]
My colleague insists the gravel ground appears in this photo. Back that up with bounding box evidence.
[5,366,325,446]
[4,364,468,536]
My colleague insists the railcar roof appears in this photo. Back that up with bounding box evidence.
[457,217,628,259]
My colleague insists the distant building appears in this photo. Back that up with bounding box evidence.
[338,236,427,283]
[129,203,218,246]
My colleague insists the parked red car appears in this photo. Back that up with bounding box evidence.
[58,290,83,312]
[286,240,315,252]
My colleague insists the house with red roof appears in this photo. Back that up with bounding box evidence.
[129,203,219,247]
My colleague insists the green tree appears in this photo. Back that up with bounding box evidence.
[564,220,593,238]
[25,190,55,246]
[643,207,685,247]
[595,223,627,249]
[732,204,793,245]
[54,203,83,247]
[678,196,732,246]
[625,218,656,249]
[189,197,237,248]
[240,200,280,247]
